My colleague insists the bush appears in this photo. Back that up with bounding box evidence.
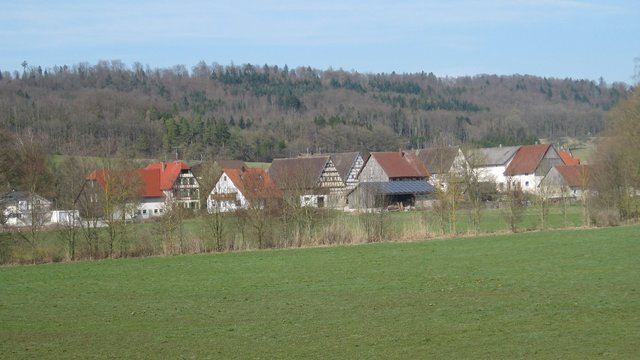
[590,208,620,227]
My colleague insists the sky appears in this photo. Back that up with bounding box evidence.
[2,0,639,84]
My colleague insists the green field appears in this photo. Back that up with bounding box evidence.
[2,225,639,359]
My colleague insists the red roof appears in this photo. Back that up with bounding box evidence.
[144,161,191,190]
[371,152,430,179]
[504,144,552,176]
[87,168,163,198]
[554,165,592,187]
[559,149,580,166]
[225,168,282,199]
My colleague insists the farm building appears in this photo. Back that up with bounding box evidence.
[347,181,435,210]
[0,190,52,227]
[466,146,520,191]
[504,144,564,193]
[207,167,281,213]
[268,156,345,208]
[415,146,468,190]
[358,151,429,182]
[82,161,200,220]
[328,152,367,192]
[539,164,593,200]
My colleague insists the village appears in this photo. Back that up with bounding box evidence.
[1,143,586,228]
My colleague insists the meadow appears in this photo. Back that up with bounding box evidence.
[1,225,638,359]
[1,205,588,264]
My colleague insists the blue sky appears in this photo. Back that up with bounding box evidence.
[2,0,639,84]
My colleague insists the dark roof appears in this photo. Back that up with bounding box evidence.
[0,191,51,204]
[215,159,247,169]
[466,146,520,166]
[415,147,459,174]
[504,144,552,176]
[328,152,360,182]
[370,152,430,179]
[268,156,329,190]
[354,181,435,195]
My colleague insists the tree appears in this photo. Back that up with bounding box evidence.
[13,132,54,256]
[502,177,526,233]
[53,156,88,260]
[592,87,640,223]
[198,161,225,251]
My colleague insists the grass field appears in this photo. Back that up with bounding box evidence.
[2,225,639,359]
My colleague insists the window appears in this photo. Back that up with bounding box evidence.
[154,209,158,214]
[235,199,241,207]
[142,209,147,214]
[525,181,530,187]
[317,196,325,208]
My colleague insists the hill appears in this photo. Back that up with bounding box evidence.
[0,61,631,161]
[1,225,638,358]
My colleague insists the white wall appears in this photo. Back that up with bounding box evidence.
[207,172,248,213]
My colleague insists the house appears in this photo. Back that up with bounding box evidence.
[504,144,564,193]
[558,149,581,166]
[207,167,281,213]
[268,156,344,208]
[327,152,367,191]
[466,146,520,191]
[144,161,200,210]
[84,167,164,220]
[539,165,593,200]
[358,151,429,182]
[0,190,52,227]
[82,161,200,220]
[415,146,468,190]
[347,181,435,210]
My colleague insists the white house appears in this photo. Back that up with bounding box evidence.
[504,144,564,193]
[466,146,520,191]
[0,190,52,227]
[207,167,281,213]
[82,161,200,221]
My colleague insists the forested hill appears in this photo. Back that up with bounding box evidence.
[0,61,631,161]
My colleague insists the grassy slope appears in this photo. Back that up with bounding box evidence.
[1,226,639,359]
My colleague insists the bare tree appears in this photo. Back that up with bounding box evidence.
[13,132,54,256]
[157,199,186,254]
[502,177,526,233]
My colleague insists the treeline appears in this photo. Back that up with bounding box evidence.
[0,61,631,161]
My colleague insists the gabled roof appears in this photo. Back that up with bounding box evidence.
[354,181,435,195]
[224,168,282,199]
[467,146,520,167]
[505,144,552,176]
[554,165,592,187]
[144,161,191,190]
[87,168,163,198]
[559,149,580,166]
[215,159,247,169]
[268,156,330,189]
[328,152,361,182]
[0,190,52,205]
[415,147,459,174]
[370,152,430,179]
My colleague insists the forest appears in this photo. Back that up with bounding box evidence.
[0,61,632,161]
